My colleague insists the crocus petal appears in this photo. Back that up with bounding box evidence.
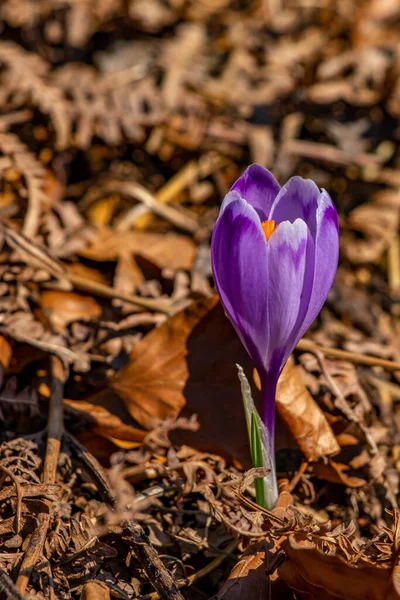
[219,190,243,215]
[231,164,281,221]
[296,189,339,338]
[265,219,315,374]
[269,176,320,237]
[211,196,269,373]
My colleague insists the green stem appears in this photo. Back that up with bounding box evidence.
[251,411,265,507]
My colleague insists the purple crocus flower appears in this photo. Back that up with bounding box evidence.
[211,164,339,442]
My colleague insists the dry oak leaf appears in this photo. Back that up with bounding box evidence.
[64,399,146,449]
[276,358,340,461]
[79,226,195,271]
[111,295,219,428]
[111,296,255,464]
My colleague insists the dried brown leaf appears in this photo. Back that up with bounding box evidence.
[39,291,102,333]
[80,226,195,270]
[279,535,400,600]
[66,263,108,285]
[276,358,340,461]
[219,503,400,600]
[64,399,146,449]
[313,454,367,488]
[0,483,59,503]
[215,540,291,600]
[113,252,145,300]
[111,297,255,463]
[81,581,111,600]
[0,133,54,238]
[111,296,219,428]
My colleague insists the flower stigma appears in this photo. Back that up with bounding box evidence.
[261,219,277,241]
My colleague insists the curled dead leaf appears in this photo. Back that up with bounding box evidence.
[276,358,340,461]
[238,467,270,496]
[64,398,146,449]
[313,457,367,488]
[313,432,368,487]
[113,251,145,297]
[215,488,294,599]
[39,290,101,333]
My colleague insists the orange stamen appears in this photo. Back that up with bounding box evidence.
[261,219,277,241]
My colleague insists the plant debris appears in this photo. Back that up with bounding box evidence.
[0,1,400,598]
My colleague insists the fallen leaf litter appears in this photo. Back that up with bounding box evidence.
[0,1,400,598]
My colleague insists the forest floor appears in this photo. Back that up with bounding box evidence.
[0,1,400,599]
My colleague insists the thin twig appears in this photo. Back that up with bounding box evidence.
[0,327,89,370]
[0,465,23,533]
[116,154,229,231]
[64,431,115,505]
[287,461,309,494]
[155,153,230,204]
[297,339,400,372]
[232,489,284,526]
[124,520,185,600]
[67,272,172,315]
[15,356,65,595]
[388,235,400,292]
[1,222,66,279]
[0,109,32,132]
[138,539,239,600]
[285,139,381,168]
[313,349,378,453]
[102,181,199,233]
[0,567,26,600]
